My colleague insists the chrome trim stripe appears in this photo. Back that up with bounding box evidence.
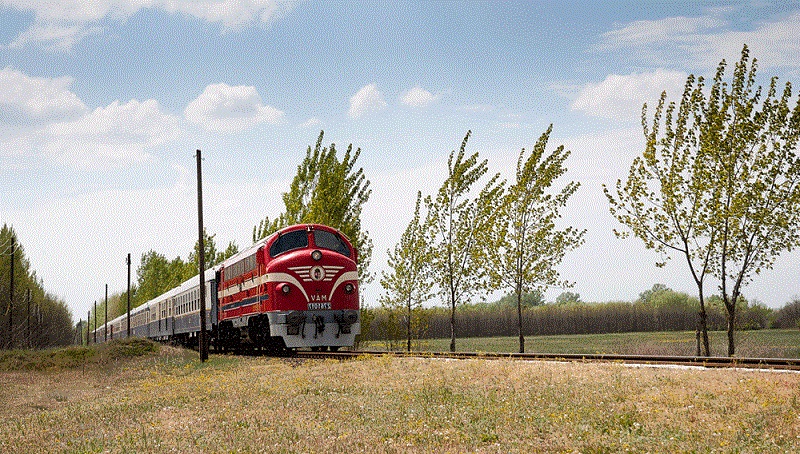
[220,276,261,299]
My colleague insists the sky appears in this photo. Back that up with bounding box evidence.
[1,1,800,321]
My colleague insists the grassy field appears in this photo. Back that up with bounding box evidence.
[1,339,799,453]
[364,329,800,358]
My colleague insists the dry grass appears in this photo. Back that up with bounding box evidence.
[1,348,799,453]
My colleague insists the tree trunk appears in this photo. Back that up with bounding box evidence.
[407,297,412,353]
[450,301,456,352]
[726,303,736,356]
[698,305,710,356]
[695,326,701,357]
[696,283,710,356]
[517,289,524,353]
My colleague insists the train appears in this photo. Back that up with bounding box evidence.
[92,224,361,352]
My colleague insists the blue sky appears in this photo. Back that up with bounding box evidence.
[2,1,800,320]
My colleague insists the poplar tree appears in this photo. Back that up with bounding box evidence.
[607,45,800,356]
[486,125,585,353]
[701,46,800,356]
[134,251,193,306]
[189,228,218,269]
[379,191,434,352]
[0,224,73,348]
[425,131,503,352]
[605,74,716,355]
[253,131,373,282]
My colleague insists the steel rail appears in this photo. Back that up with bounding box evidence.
[294,350,800,371]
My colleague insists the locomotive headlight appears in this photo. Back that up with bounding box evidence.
[278,283,291,295]
[344,283,355,294]
[311,249,322,261]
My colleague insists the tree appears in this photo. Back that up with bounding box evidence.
[425,131,503,352]
[637,284,671,304]
[605,68,717,355]
[0,224,74,348]
[555,291,581,305]
[699,46,800,355]
[216,240,239,264]
[134,251,193,307]
[253,131,373,283]
[485,125,585,353]
[606,45,800,356]
[493,291,545,309]
[379,191,434,352]
[189,228,218,270]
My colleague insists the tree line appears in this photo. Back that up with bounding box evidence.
[381,44,800,357]
[362,285,798,352]
[0,224,74,349]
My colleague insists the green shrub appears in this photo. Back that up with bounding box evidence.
[0,338,160,371]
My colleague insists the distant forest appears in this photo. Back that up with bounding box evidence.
[0,224,74,349]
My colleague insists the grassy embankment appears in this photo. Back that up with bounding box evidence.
[364,329,800,358]
[1,338,799,453]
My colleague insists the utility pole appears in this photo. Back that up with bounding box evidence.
[126,253,131,338]
[93,301,97,344]
[104,284,108,342]
[196,149,208,362]
[7,235,14,349]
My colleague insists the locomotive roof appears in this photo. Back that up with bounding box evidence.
[218,223,345,269]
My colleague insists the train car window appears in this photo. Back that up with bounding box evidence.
[269,230,309,257]
[313,230,350,256]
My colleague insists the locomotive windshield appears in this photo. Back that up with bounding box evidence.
[269,230,309,257]
[313,230,350,256]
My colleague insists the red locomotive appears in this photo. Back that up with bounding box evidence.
[215,223,360,351]
[93,224,361,352]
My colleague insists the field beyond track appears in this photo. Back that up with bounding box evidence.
[1,340,799,453]
[366,329,800,358]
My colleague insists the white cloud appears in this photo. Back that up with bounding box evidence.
[0,68,180,170]
[3,0,297,50]
[348,83,387,118]
[0,67,87,123]
[3,173,290,315]
[299,117,321,128]
[400,85,439,107]
[184,83,284,133]
[689,12,800,71]
[162,0,296,29]
[600,10,800,71]
[601,15,725,48]
[571,69,688,123]
[7,22,104,51]
[44,99,181,170]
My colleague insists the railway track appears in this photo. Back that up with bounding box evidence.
[294,350,800,371]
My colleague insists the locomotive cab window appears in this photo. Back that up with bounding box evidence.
[313,230,350,256]
[269,230,309,257]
